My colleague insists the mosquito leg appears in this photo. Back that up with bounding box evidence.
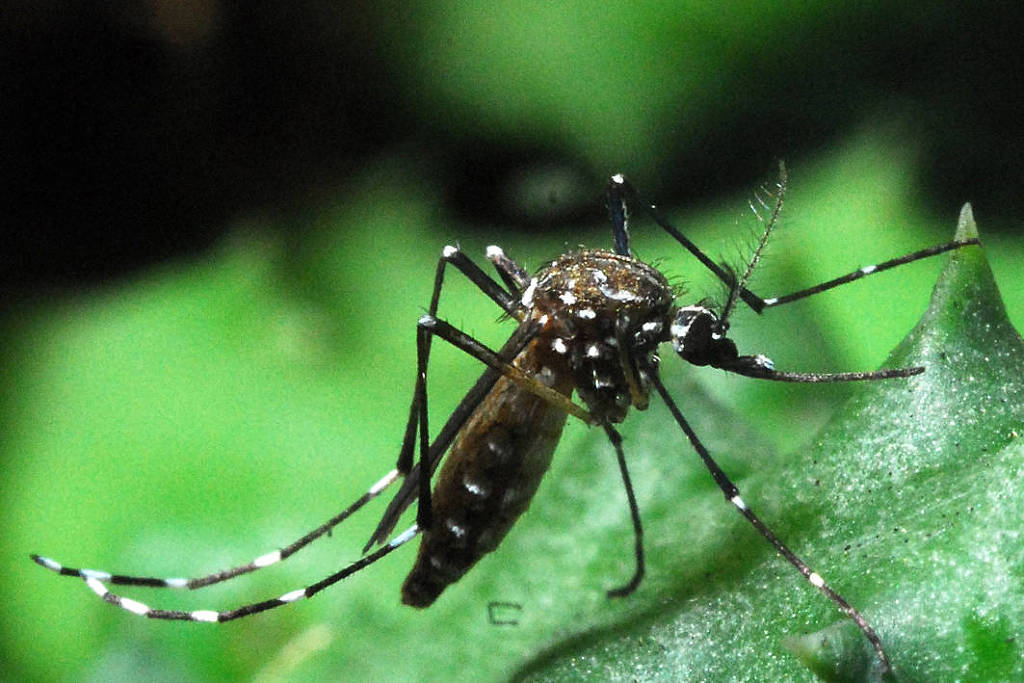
[646,369,892,675]
[32,465,403,592]
[398,245,523,476]
[49,524,421,622]
[364,321,539,550]
[33,325,533,594]
[415,322,433,530]
[605,174,633,256]
[365,372,500,552]
[398,244,530,474]
[759,238,980,309]
[31,246,524,604]
[608,174,766,312]
[433,245,520,314]
[603,424,645,599]
[419,315,594,424]
[33,248,536,593]
[613,171,980,318]
[485,245,531,296]
[408,311,597,535]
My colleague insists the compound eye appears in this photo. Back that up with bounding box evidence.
[670,306,719,364]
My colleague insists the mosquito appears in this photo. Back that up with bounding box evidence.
[33,164,978,675]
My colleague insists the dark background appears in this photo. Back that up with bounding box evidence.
[3,2,1022,290]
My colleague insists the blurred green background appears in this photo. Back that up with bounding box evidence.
[2,2,1022,681]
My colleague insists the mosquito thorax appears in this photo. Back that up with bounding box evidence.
[526,249,674,423]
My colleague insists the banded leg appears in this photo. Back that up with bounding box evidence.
[757,238,979,309]
[408,313,594,532]
[485,245,531,296]
[364,321,539,549]
[36,525,421,623]
[418,315,593,424]
[386,244,532,537]
[607,174,765,313]
[646,368,892,675]
[31,248,537,604]
[609,172,980,316]
[32,467,404,592]
[398,245,526,479]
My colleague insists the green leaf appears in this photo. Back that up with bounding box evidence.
[515,205,1024,681]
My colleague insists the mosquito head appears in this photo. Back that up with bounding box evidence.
[669,305,739,367]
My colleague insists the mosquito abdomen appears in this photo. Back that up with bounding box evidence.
[402,342,572,607]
